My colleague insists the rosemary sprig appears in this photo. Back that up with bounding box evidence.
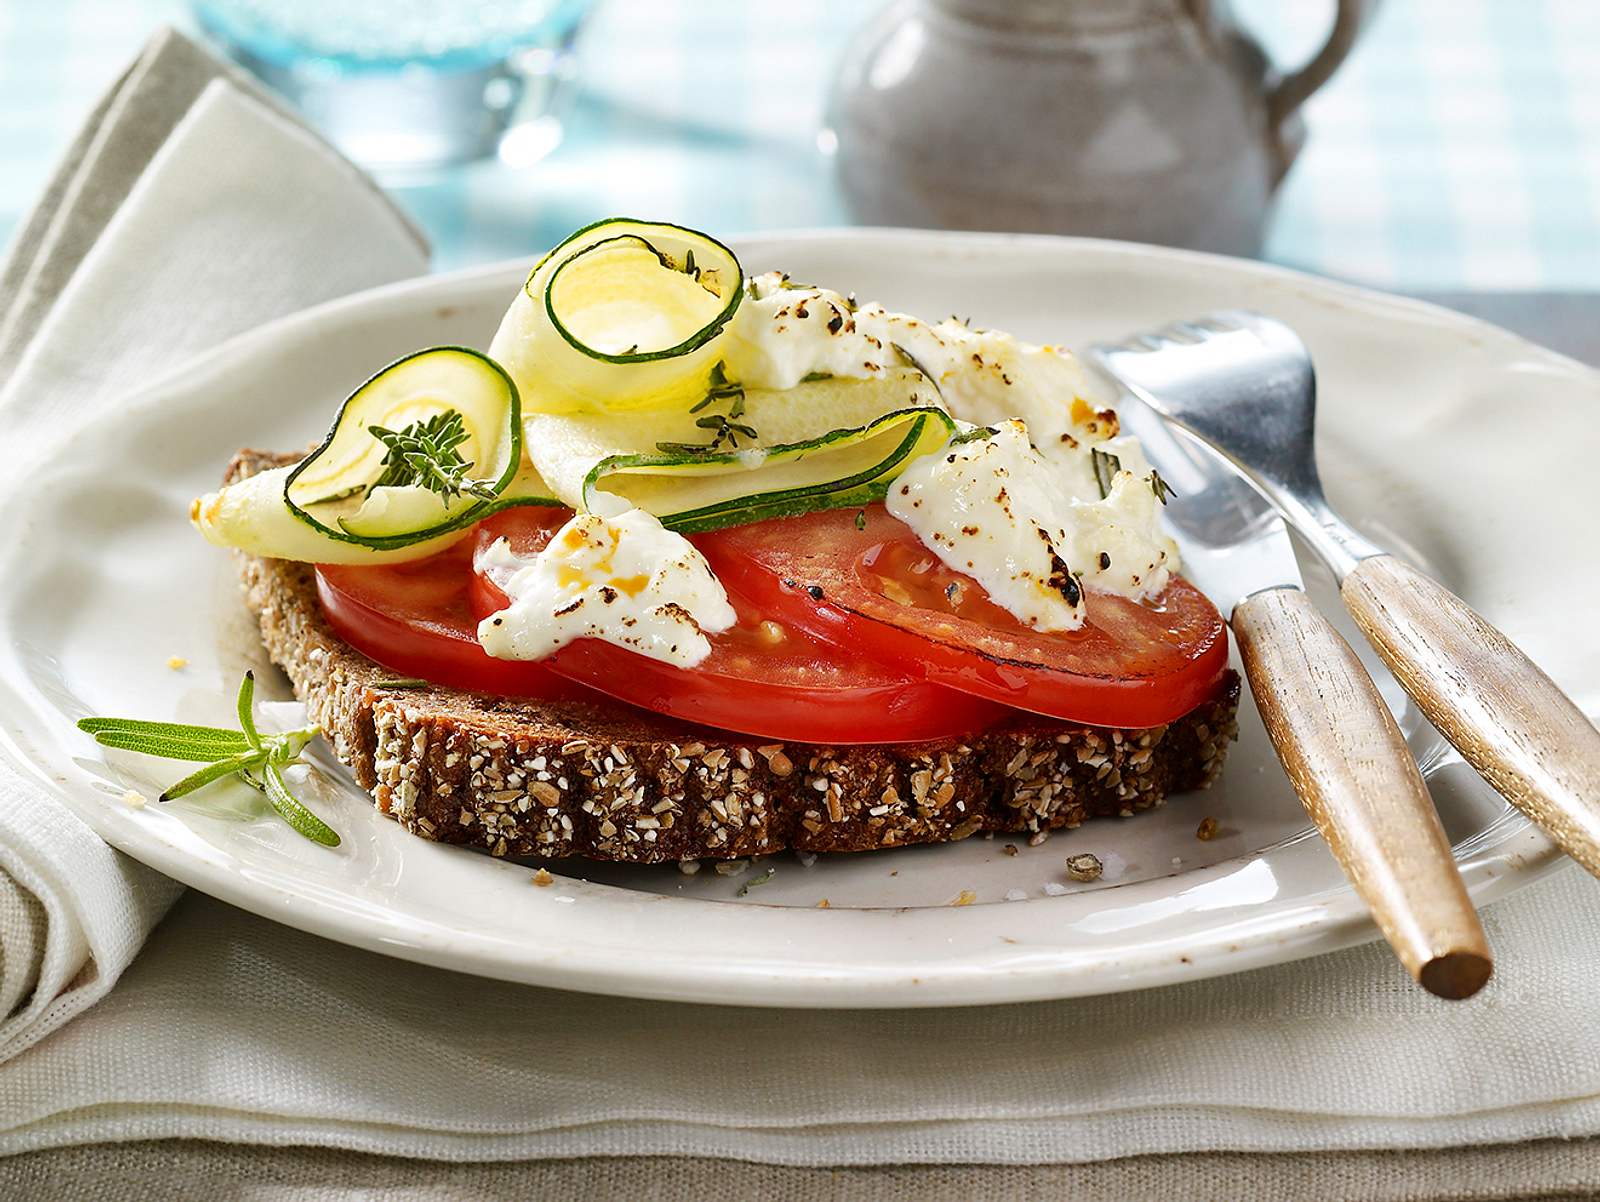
[367,409,497,503]
[77,672,338,847]
[656,364,759,455]
[1091,447,1121,499]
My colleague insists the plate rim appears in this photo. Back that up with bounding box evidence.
[0,228,1587,1008]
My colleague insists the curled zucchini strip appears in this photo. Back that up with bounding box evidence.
[594,408,954,533]
[195,346,559,564]
[194,462,559,565]
[524,369,956,534]
[192,465,465,564]
[284,346,529,551]
[489,218,743,416]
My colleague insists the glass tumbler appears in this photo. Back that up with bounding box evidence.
[193,0,594,172]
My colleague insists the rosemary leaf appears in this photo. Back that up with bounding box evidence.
[79,730,252,762]
[235,671,262,751]
[1091,447,1122,499]
[1149,469,1177,505]
[950,424,998,446]
[77,717,250,746]
[262,761,341,847]
[160,755,257,802]
[737,867,776,896]
[77,719,252,759]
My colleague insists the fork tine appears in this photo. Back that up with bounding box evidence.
[1157,321,1208,345]
[1089,334,1143,356]
[1202,309,1268,333]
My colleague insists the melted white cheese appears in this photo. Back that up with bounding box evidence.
[476,507,736,667]
[886,421,1178,631]
[723,272,1100,461]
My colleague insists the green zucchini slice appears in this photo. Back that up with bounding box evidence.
[524,368,956,534]
[195,463,558,565]
[283,346,527,550]
[489,218,743,416]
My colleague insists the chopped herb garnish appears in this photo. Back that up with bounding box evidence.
[800,371,833,383]
[855,509,867,531]
[370,677,432,690]
[890,342,945,402]
[1091,447,1121,498]
[737,866,777,896]
[657,363,759,455]
[1149,469,1177,505]
[950,424,998,446]
[368,409,497,503]
[77,672,337,846]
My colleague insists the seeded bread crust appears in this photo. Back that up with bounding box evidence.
[229,450,1240,863]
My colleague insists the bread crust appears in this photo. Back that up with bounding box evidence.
[229,450,1240,863]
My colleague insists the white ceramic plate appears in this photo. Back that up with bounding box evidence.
[2,231,1593,1008]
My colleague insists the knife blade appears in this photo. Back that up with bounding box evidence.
[1104,385,1304,620]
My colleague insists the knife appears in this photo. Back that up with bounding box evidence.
[1088,352,1492,999]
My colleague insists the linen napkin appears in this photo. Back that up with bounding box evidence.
[0,27,427,1063]
[7,28,1600,1200]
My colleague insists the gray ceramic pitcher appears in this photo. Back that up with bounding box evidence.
[828,0,1375,255]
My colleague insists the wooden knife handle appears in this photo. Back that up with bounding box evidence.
[1233,586,1491,999]
[1343,553,1600,877]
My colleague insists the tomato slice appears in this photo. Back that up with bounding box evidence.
[697,506,1230,729]
[315,539,594,700]
[469,508,1007,743]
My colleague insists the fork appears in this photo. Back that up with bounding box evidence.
[1096,311,1600,878]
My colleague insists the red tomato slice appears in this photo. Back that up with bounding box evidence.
[315,540,595,700]
[469,508,1007,744]
[696,506,1230,729]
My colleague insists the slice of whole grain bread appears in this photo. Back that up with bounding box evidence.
[229,449,1240,863]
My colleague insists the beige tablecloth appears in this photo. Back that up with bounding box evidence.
[7,1133,1600,1202]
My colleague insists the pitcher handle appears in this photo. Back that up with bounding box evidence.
[1266,0,1377,127]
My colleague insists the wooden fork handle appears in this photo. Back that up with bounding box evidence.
[1343,553,1600,877]
[1233,586,1491,999]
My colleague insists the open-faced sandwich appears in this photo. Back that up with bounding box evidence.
[184,219,1239,862]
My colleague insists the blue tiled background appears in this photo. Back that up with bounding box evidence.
[5,0,1600,289]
